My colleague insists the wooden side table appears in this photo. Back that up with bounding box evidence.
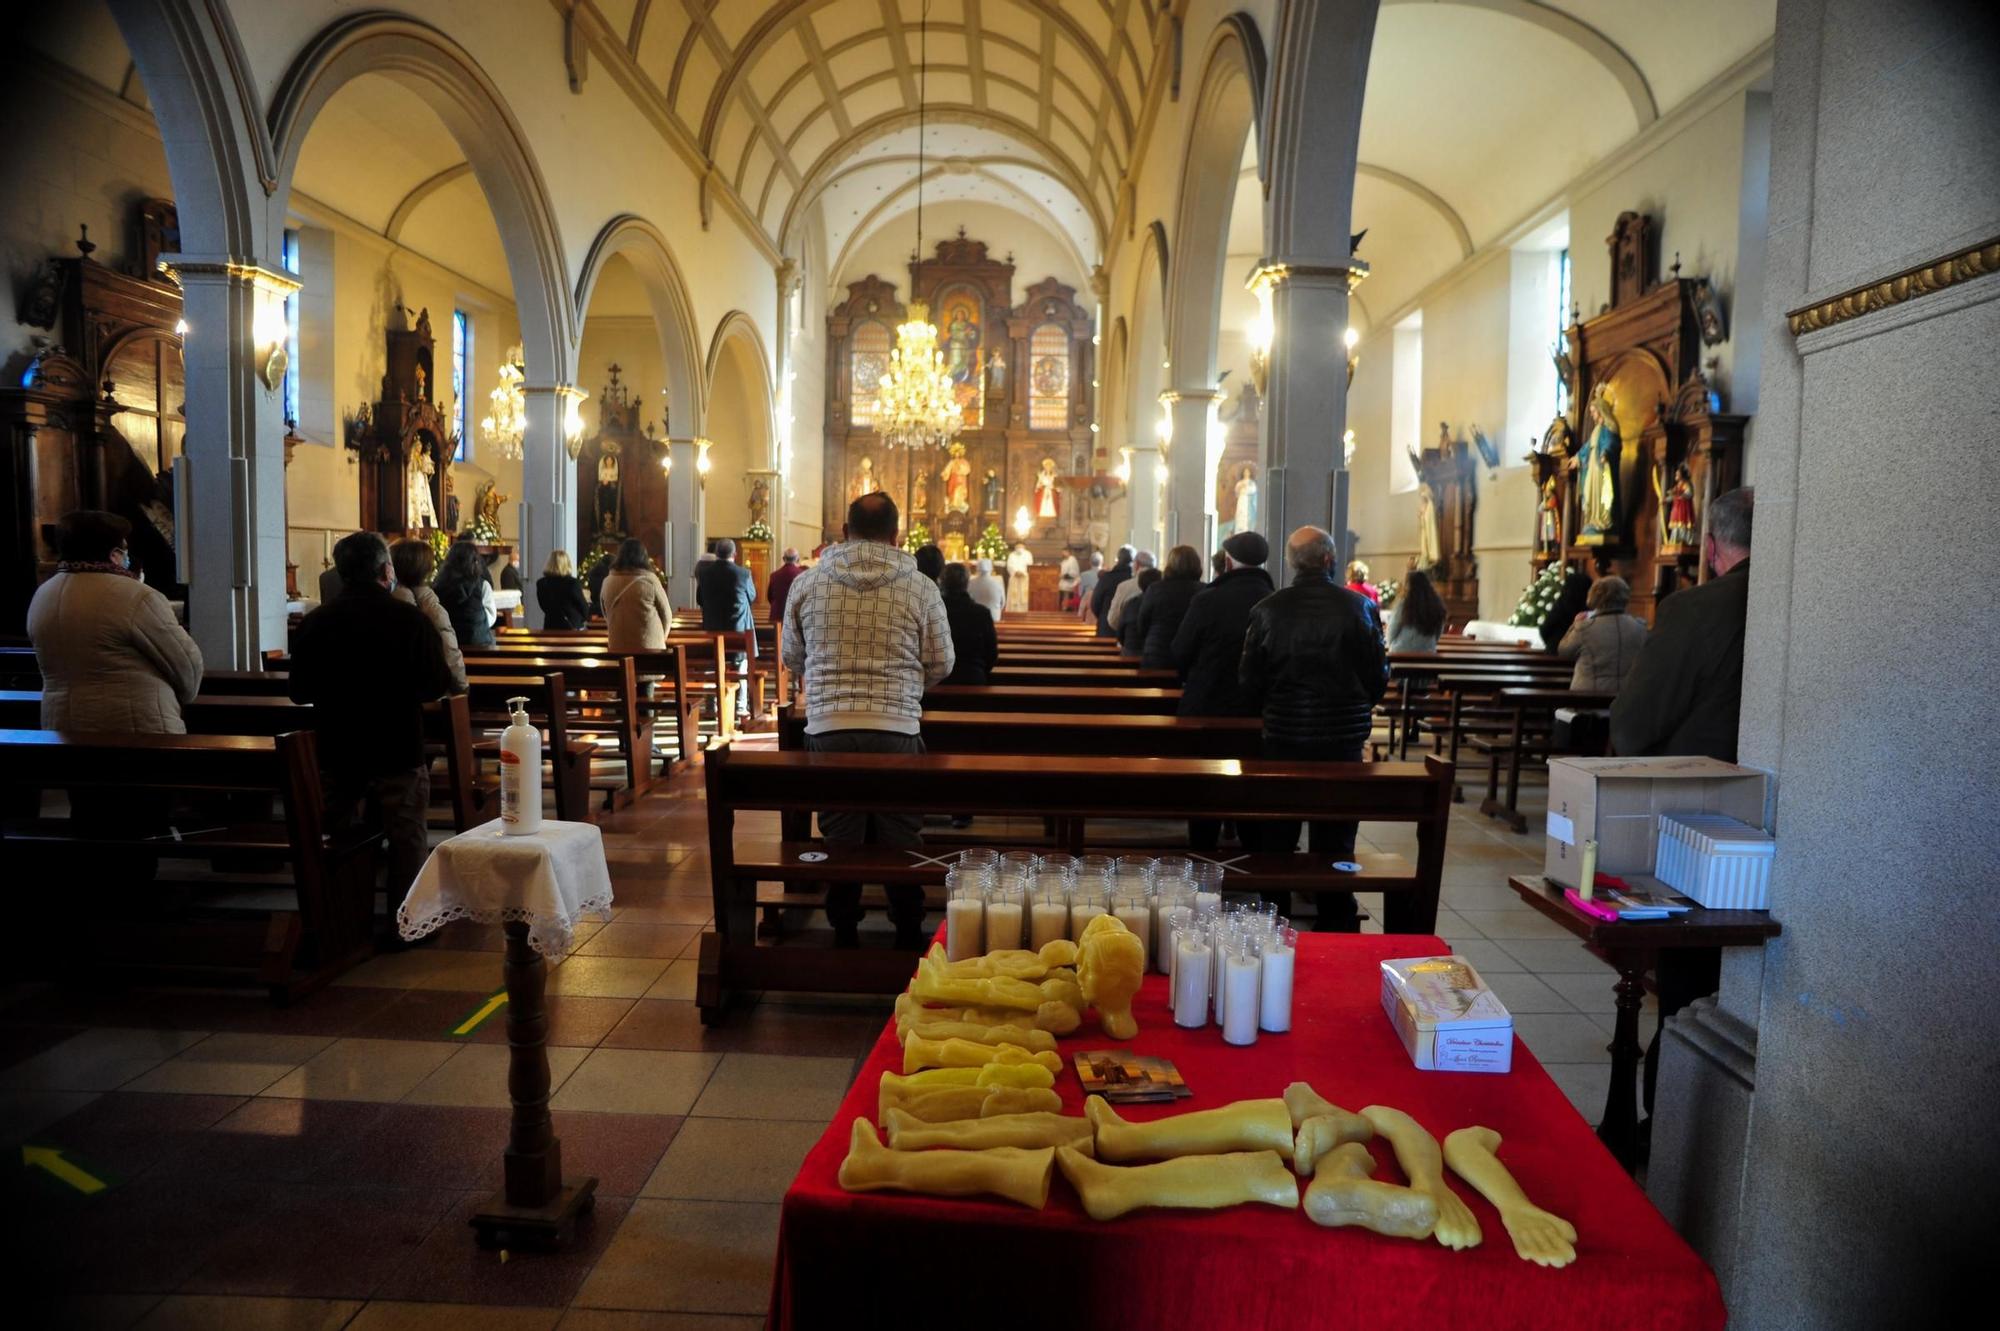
[1507,874,1779,1172]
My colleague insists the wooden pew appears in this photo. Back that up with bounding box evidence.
[696,743,1453,1021]
[459,652,662,805]
[1471,687,1618,831]
[0,728,379,1000]
[461,673,594,823]
[464,640,710,755]
[778,705,1260,760]
[989,665,1178,688]
[921,685,1183,716]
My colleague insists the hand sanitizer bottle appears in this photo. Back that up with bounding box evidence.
[499,696,542,835]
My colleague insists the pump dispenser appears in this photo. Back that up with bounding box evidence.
[499,696,543,835]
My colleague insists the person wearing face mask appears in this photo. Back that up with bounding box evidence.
[290,531,458,941]
[28,508,202,733]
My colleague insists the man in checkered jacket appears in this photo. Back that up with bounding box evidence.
[782,490,954,948]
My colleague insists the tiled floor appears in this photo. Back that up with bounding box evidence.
[3,750,1641,1328]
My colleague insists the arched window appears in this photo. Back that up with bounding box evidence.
[1028,323,1070,430]
[849,320,891,429]
[104,334,185,477]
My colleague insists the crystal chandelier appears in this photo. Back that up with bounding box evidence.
[872,1,962,453]
[480,343,527,461]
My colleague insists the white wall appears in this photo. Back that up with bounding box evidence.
[833,201,1087,303]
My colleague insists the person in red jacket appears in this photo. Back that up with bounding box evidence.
[767,547,804,624]
[1344,558,1381,605]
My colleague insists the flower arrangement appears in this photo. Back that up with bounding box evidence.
[577,546,609,586]
[425,528,452,581]
[902,522,933,554]
[1376,577,1402,610]
[744,520,773,543]
[466,512,500,543]
[1507,563,1568,627]
[973,523,1008,560]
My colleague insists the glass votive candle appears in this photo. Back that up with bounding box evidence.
[1189,861,1225,914]
[1152,855,1196,885]
[984,882,1024,953]
[1029,884,1069,950]
[1112,890,1151,969]
[1222,937,1263,1046]
[1068,881,1109,939]
[1259,923,1297,1033]
[957,848,1000,873]
[944,870,986,961]
[1075,854,1114,882]
[1038,852,1080,878]
[999,850,1040,880]
[1151,883,1189,973]
[1172,926,1211,1028]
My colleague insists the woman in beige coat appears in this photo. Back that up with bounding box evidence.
[1558,576,1649,693]
[390,538,468,692]
[600,538,671,650]
[27,510,203,732]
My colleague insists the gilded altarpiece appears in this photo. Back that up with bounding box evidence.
[823,236,1096,569]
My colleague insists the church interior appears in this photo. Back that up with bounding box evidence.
[0,1,1993,1327]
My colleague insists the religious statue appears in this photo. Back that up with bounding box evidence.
[941,531,968,563]
[413,363,427,402]
[748,476,771,529]
[943,443,972,514]
[1416,483,1442,571]
[1665,463,1697,546]
[595,439,622,536]
[981,467,1003,514]
[1578,383,1620,539]
[853,455,877,501]
[473,478,507,537]
[1034,457,1061,522]
[910,468,930,520]
[1233,465,1260,533]
[1005,542,1034,614]
[406,445,439,531]
[986,351,1007,392]
[944,307,980,388]
[1539,475,1562,554]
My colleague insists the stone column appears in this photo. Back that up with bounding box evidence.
[517,385,581,629]
[1160,388,1221,558]
[1123,441,1162,556]
[665,437,705,608]
[160,256,299,668]
[772,259,803,554]
[1250,262,1366,586]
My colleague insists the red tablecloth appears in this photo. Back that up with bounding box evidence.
[771,933,1723,1331]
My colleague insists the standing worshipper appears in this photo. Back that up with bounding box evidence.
[768,547,806,624]
[432,538,496,648]
[1137,545,1204,670]
[601,538,672,651]
[1611,488,1754,759]
[1005,542,1034,614]
[290,532,457,942]
[1386,568,1448,653]
[698,536,757,724]
[1058,548,1081,610]
[1075,550,1104,621]
[1105,549,1156,652]
[969,557,1006,622]
[1170,531,1273,852]
[536,550,590,630]
[1240,527,1389,931]
[390,538,467,692]
[1090,545,1135,635]
[782,492,954,949]
[937,564,998,685]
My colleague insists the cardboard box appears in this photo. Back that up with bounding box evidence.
[1544,756,1768,890]
[1380,956,1513,1074]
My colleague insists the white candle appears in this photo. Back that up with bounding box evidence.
[1211,931,1230,1024]
[1259,939,1295,1033]
[1029,899,1069,951]
[1112,897,1151,971]
[1194,890,1221,916]
[985,900,1023,954]
[1152,903,1177,974]
[1223,950,1262,1045]
[945,897,983,961]
[1173,938,1210,1028]
[1069,901,1106,940]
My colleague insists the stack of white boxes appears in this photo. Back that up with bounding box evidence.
[1655,813,1776,910]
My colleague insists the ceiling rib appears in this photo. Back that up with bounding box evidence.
[384,161,473,243]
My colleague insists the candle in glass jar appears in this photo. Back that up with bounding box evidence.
[1112,892,1151,970]
[1223,944,1262,1045]
[1029,889,1069,951]
[1068,886,1107,940]
[1173,935,1211,1028]
[945,889,983,961]
[1259,925,1296,1032]
[984,885,1024,954]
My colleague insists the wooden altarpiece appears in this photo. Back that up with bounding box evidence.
[576,365,669,565]
[1417,425,1481,625]
[822,234,1097,574]
[0,214,190,630]
[1530,210,1746,625]
[342,305,456,538]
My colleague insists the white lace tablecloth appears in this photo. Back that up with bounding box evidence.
[397,819,615,956]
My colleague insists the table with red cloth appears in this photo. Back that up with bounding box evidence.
[771,933,1724,1331]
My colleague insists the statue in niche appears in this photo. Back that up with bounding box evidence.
[1539,476,1562,554]
[910,468,930,520]
[987,351,1007,392]
[981,467,1003,515]
[942,443,972,514]
[1233,465,1259,533]
[748,476,771,529]
[1034,457,1062,522]
[1416,483,1442,571]
[406,445,440,531]
[853,455,877,500]
[1665,463,1697,546]
[1578,383,1620,539]
[413,363,427,402]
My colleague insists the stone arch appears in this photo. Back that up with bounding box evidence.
[575,215,708,433]
[267,12,574,387]
[1127,225,1169,449]
[703,310,777,538]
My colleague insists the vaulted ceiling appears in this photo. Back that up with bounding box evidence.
[596,0,1155,274]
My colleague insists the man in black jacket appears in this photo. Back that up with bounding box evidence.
[1089,544,1135,636]
[697,538,757,722]
[1611,488,1753,760]
[291,532,458,939]
[1171,531,1275,852]
[1239,526,1389,930]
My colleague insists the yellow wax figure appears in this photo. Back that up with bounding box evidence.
[840,1118,1056,1209]
[1361,1105,1484,1250]
[899,1018,1060,1054]
[1087,1097,1295,1162]
[1076,914,1146,1038]
[884,1108,1096,1154]
[879,1083,1065,1124]
[1303,1142,1439,1240]
[911,956,1084,1034]
[901,1034,1064,1077]
[1057,1147,1300,1222]
[924,939,1079,979]
[1443,1126,1578,1268]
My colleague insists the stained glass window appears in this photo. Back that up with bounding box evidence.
[281,229,299,427]
[1027,323,1069,430]
[849,320,890,429]
[452,310,470,460]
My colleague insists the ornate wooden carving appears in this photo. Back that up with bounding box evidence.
[1607,211,1656,311]
[577,364,669,564]
[1419,424,1481,625]
[1537,211,1747,625]
[343,305,455,536]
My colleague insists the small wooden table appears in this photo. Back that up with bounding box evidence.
[1507,873,1780,1172]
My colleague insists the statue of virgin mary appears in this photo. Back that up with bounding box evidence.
[1579,383,1619,539]
[406,446,440,532]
